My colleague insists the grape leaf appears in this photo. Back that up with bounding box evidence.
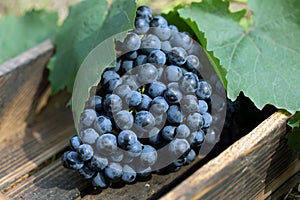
[286,112,300,154]
[0,10,58,64]
[178,0,300,113]
[64,0,136,129]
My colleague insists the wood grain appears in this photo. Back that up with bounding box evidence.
[161,111,297,200]
[0,40,54,142]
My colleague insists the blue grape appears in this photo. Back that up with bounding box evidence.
[169,139,190,157]
[148,82,166,98]
[137,63,158,84]
[168,47,187,66]
[115,58,121,72]
[94,116,112,134]
[169,25,178,32]
[92,172,111,188]
[186,113,204,131]
[96,133,117,155]
[80,109,97,128]
[179,72,199,93]
[175,124,190,139]
[170,32,193,50]
[122,152,135,164]
[167,105,183,124]
[127,141,143,157]
[64,151,84,170]
[135,18,150,35]
[126,90,142,107]
[161,125,176,141]
[202,112,212,128]
[141,34,161,54]
[107,78,121,93]
[164,82,182,104]
[137,94,152,111]
[161,41,172,52]
[163,65,183,82]
[104,162,123,182]
[121,75,139,90]
[69,135,82,150]
[181,95,199,115]
[125,51,138,60]
[135,54,148,66]
[110,150,124,162]
[89,95,102,111]
[198,100,208,114]
[122,165,137,183]
[102,70,120,85]
[117,130,138,150]
[150,96,169,114]
[136,6,152,22]
[147,50,166,65]
[153,113,166,127]
[185,149,196,164]
[77,144,94,161]
[78,165,96,179]
[140,145,158,167]
[167,163,181,172]
[114,110,134,130]
[151,27,171,41]
[103,94,122,114]
[134,111,155,131]
[113,84,131,99]
[88,154,108,171]
[121,60,134,73]
[188,130,205,147]
[136,165,152,178]
[186,55,201,71]
[172,158,186,167]
[196,80,212,99]
[123,32,141,52]
[150,16,168,28]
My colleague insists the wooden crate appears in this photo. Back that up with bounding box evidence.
[0,40,299,200]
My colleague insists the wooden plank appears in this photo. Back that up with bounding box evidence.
[161,111,297,200]
[0,40,54,142]
[0,92,74,191]
[5,160,90,200]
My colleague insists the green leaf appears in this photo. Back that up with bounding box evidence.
[65,0,136,129]
[286,112,300,154]
[0,10,58,64]
[178,0,300,113]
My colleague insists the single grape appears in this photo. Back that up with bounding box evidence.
[140,34,161,54]
[196,80,212,100]
[179,72,199,93]
[125,51,138,60]
[107,78,122,93]
[102,70,120,85]
[188,130,205,147]
[167,105,183,124]
[96,133,117,155]
[136,6,152,22]
[140,145,158,167]
[134,111,155,132]
[175,124,190,139]
[103,94,122,114]
[169,47,188,66]
[161,41,172,52]
[65,151,84,170]
[110,150,124,162]
[77,144,94,161]
[114,110,134,130]
[113,84,131,99]
[186,55,201,71]
[172,158,186,167]
[185,149,196,164]
[135,54,148,66]
[186,113,204,131]
[135,17,150,35]
[169,25,178,32]
[170,32,193,50]
[121,60,134,73]
[123,32,141,52]
[122,165,137,183]
[181,95,199,115]
[69,135,82,150]
[121,75,139,90]
[88,155,108,171]
[151,27,171,41]
[137,63,158,84]
[147,50,166,65]
[164,82,183,104]
[92,172,111,188]
[127,140,143,157]
[89,95,102,111]
[137,94,152,111]
[126,90,142,107]
[105,162,123,182]
[150,16,168,28]
[150,96,169,114]
[78,165,96,180]
[94,116,112,134]
[163,65,183,82]
[198,100,208,114]
[148,82,166,98]
[117,130,138,150]
[80,109,97,128]
[161,125,176,141]
[202,112,212,128]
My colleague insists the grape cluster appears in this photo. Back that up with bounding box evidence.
[62,5,213,188]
